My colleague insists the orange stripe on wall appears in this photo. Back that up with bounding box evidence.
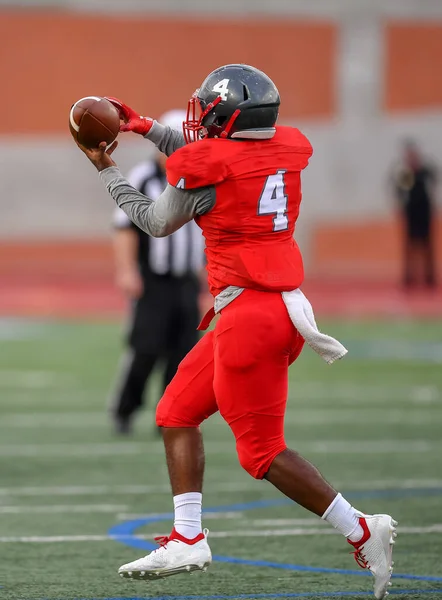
[384,22,442,112]
[0,240,114,280]
[311,217,442,281]
[0,10,336,134]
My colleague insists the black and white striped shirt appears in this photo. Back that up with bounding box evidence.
[113,160,205,278]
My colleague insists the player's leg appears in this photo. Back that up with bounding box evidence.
[214,290,396,600]
[157,330,217,494]
[213,291,336,512]
[118,331,217,580]
[267,339,337,514]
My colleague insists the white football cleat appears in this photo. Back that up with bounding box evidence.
[348,513,398,600]
[118,528,212,581]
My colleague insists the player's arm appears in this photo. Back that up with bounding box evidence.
[106,97,185,156]
[146,122,185,156]
[76,140,216,237]
[101,166,214,238]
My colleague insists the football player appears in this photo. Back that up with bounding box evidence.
[76,64,397,599]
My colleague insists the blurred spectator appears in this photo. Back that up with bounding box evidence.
[109,110,205,435]
[392,140,437,289]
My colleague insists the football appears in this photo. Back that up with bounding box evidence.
[69,96,120,149]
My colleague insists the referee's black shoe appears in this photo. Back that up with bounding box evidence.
[113,414,133,436]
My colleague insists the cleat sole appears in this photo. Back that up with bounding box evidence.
[119,561,211,581]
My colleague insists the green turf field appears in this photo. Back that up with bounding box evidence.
[1,317,442,600]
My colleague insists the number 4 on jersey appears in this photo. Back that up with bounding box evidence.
[257,170,289,231]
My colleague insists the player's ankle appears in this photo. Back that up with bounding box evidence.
[347,521,366,543]
[173,492,203,540]
[322,493,364,541]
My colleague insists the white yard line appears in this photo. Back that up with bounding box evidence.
[288,382,441,402]
[0,482,260,497]
[1,525,441,543]
[346,478,442,489]
[2,406,441,428]
[0,412,106,427]
[201,525,442,538]
[0,440,438,457]
[1,381,440,405]
[117,511,243,521]
[0,484,155,497]
[297,440,438,453]
[0,535,115,543]
[284,410,442,425]
[250,519,327,526]
[0,504,127,514]
[0,370,77,389]
[0,478,441,498]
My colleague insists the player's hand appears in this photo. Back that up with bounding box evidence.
[76,140,118,172]
[105,97,153,136]
[116,269,144,299]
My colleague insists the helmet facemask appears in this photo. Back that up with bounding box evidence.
[183,92,239,144]
[183,91,205,144]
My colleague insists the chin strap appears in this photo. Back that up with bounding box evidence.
[220,109,241,138]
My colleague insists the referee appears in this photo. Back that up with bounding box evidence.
[110,110,205,435]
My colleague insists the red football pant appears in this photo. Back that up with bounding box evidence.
[156,290,305,479]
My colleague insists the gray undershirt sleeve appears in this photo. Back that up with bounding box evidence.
[99,166,215,238]
[145,121,185,156]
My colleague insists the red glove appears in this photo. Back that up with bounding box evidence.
[105,97,153,136]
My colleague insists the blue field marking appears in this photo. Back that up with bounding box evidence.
[211,555,442,582]
[107,488,442,584]
[108,498,290,550]
[346,488,442,500]
[63,591,442,600]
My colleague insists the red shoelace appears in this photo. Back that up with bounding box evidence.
[154,535,170,548]
[351,547,370,569]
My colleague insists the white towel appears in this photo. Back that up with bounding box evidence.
[282,289,348,365]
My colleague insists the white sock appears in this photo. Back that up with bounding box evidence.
[322,493,364,542]
[173,492,203,539]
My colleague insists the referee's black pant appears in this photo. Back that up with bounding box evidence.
[111,274,200,422]
[403,218,436,288]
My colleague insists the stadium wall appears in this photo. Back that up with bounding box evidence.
[0,4,441,281]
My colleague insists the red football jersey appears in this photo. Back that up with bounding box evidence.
[166,126,313,296]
